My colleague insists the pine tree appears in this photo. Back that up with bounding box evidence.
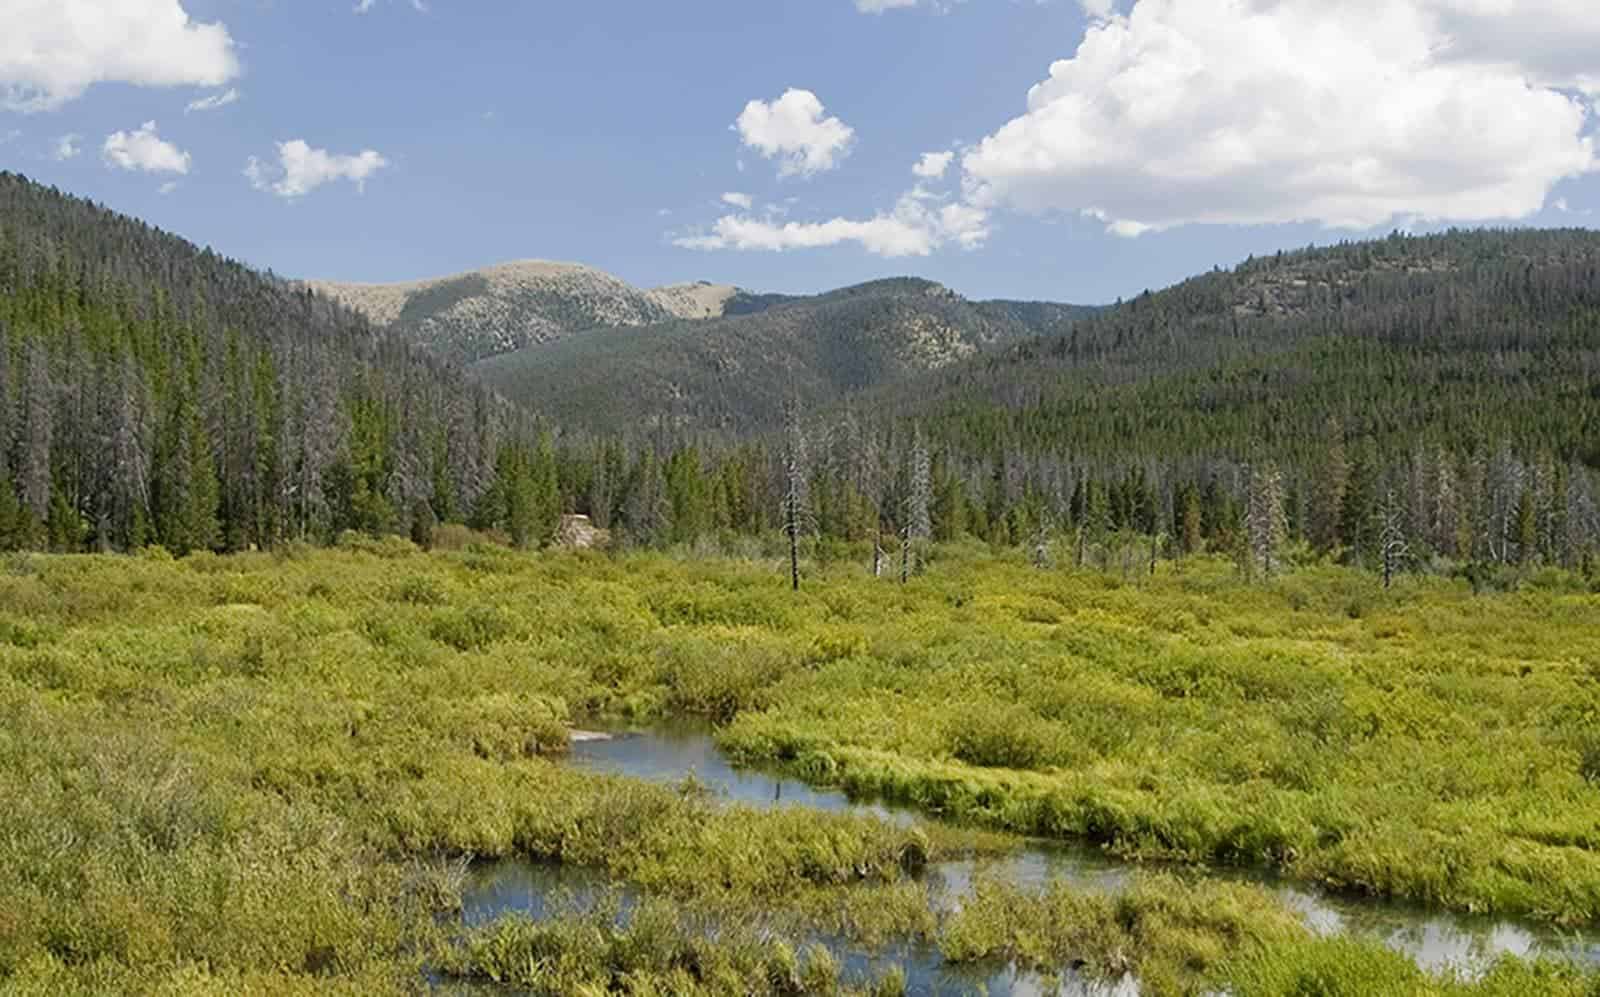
[531,432,560,548]
[16,339,51,527]
[494,442,537,548]
[1340,440,1378,567]
[1308,419,1348,554]
[1515,486,1537,567]
[622,449,670,548]
[0,474,21,551]
[410,497,436,549]
[1179,484,1203,556]
[931,453,969,542]
[155,397,219,555]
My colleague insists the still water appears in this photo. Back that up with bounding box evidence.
[455,725,1600,993]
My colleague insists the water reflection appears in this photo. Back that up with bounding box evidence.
[458,858,1106,995]
[1278,885,1600,976]
[569,722,919,827]
[460,861,621,928]
[564,726,1600,974]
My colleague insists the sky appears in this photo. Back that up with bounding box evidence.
[1,0,1598,304]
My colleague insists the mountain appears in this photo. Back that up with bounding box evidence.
[308,262,770,364]
[0,171,525,553]
[521,228,1600,563]
[872,228,1600,468]
[474,277,1099,435]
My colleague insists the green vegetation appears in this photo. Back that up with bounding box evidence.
[477,277,1090,435]
[442,896,916,997]
[717,551,1600,924]
[2,543,1599,994]
[0,171,529,555]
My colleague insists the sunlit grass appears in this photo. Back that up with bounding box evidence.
[1,543,1598,992]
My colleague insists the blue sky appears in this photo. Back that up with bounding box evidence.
[2,0,1598,304]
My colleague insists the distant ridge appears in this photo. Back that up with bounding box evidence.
[307,261,747,363]
[475,276,1098,434]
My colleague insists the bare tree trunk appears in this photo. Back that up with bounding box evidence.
[1379,490,1409,589]
[900,427,931,585]
[782,398,808,592]
[1246,462,1287,580]
[789,515,800,592]
[1031,517,1051,569]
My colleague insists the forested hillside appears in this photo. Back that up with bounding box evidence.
[890,229,1600,465]
[477,278,1095,433]
[531,231,1600,580]
[0,172,546,553]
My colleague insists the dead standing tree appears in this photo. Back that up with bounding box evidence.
[1377,489,1411,589]
[900,427,931,584]
[1031,511,1054,569]
[782,400,811,592]
[1245,462,1288,579]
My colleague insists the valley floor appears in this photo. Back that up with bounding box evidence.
[2,542,1599,995]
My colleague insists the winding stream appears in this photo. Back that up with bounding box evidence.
[459,859,1128,997]
[458,725,1600,993]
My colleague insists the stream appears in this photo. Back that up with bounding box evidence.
[456,725,1600,994]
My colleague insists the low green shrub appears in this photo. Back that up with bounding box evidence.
[946,702,1056,770]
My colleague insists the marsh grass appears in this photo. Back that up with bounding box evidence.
[1,546,1599,992]
[439,894,916,997]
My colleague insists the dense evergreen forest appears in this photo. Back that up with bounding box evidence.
[896,229,1600,464]
[0,172,546,553]
[4,172,1600,581]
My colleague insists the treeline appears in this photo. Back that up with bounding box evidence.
[540,422,1600,581]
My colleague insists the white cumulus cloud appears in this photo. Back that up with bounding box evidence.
[913,151,955,179]
[961,0,1597,237]
[53,134,81,160]
[735,89,855,178]
[676,186,987,258]
[0,0,237,113]
[246,140,389,199]
[186,88,239,114]
[102,122,191,175]
[1431,0,1600,95]
[721,192,754,210]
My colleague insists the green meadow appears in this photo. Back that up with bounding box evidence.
[2,540,1599,995]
